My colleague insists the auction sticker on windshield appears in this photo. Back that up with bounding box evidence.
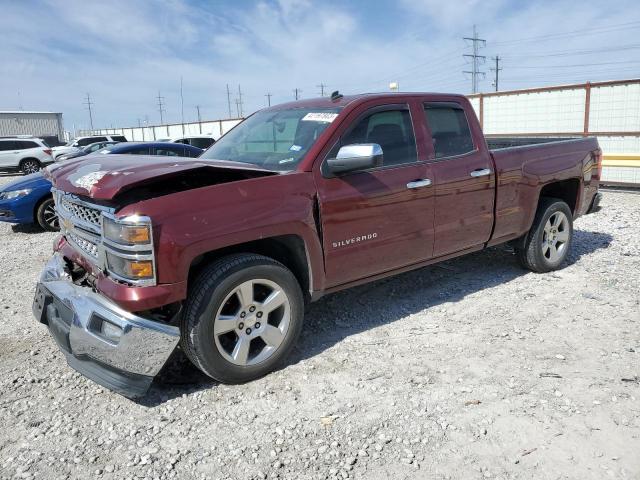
[302,112,339,123]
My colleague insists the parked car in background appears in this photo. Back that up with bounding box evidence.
[96,141,203,157]
[51,134,128,159]
[1,141,203,233]
[0,172,57,230]
[156,135,216,149]
[0,137,54,174]
[56,141,119,161]
[35,92,602,397]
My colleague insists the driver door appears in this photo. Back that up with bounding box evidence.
[315,103,435,287]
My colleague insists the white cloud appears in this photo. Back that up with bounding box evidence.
[0,0,638,131]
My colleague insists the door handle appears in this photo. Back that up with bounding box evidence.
[470,168,491,177]
[406,179,432,189]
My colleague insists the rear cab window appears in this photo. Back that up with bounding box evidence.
[424,103,475,159]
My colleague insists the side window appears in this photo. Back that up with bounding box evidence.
[16,141,38,149]
[0,141,16,151]
[77,138,93,147]
[125,147,151,155]
[111,136,127,142]
[191,138,215,149]
[155,147,180,156]
[341,108,417,167]
[424,103,475,158]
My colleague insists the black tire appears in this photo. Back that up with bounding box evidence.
[180,253,304,384]
[36,197,59,232]
[20,158,41,175]
[515,197,573,273]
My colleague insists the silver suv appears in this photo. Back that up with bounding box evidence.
[51,134,128,159]
[0,137,55,174]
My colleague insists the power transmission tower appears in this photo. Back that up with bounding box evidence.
[235,98,241,118]
[265,93,272,107]
[157,91,165,124]
[317,83,327,96]
[293,88,302,100]
[83,93,94,130]
[237,85,244,117]
[226,84,233,118]
[490,56,502,92]
[463,25,486,93]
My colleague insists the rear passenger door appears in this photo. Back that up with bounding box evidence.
[424,102,495,257]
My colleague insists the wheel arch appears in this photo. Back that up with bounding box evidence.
[187,235,312,302]
[33,193,54,222]
[538,178,581,215]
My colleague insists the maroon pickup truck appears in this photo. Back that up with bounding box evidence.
[33,92,602,397]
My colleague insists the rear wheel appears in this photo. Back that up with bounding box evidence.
[36,197,59,232]
[20,158,41,175]
[515,198,573,273]
[181,254,304,384]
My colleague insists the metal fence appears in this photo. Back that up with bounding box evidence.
[468,79,640,185]
[80,117,243,142]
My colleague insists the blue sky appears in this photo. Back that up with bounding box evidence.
[1,0,639,132]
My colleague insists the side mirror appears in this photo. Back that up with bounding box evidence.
[326,144,383,175]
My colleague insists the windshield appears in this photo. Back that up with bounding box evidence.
[200,107,341,170]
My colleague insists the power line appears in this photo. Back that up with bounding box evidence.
[83,93,94,130]
[156,91,165,125]
[317,83,327,96]
[293,88,302,100]
[492,21,640,46]
[463,25,486,93]
[265,92,272,107]
[490,56,502,92]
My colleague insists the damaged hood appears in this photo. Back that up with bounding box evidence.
[47,155,277,200]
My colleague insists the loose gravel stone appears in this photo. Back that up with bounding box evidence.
[0,176,638,480]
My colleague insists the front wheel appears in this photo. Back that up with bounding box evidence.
[515,198,573,273]
[181,254,304,384]
[36,197,59,231]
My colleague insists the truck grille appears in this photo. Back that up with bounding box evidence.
[59,196,102,228]
[67,231,99,258]
[54,191,113,262]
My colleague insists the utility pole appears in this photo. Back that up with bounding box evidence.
[226,84,232,118]
[265,93,272,107]
[293,88,302,100]
[237,84,244,117]
[235,98,241,118]
[83,93,94,130]
[463,25,486,94]
[490,56,502,92]
[196,105,202,134]
[180,76,185,135]
[156,91,165,124]
[317,83,327,96]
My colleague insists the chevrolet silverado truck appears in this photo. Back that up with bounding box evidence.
[33,92,603,397]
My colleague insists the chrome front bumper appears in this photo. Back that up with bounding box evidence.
[33,253,180,397]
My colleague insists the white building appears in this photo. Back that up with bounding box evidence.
[0,111,64,144]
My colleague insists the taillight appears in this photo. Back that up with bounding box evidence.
[43,149,52,156]
[594,149,603,180]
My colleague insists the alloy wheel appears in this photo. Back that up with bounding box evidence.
[541,211,570,262]
[213,278,291,366]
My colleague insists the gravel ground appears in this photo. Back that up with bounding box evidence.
[0,173,638,480]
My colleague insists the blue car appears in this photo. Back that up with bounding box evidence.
[0,142,204,232]
[0,172,57,231]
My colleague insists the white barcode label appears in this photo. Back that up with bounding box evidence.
[302,112,339,123]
